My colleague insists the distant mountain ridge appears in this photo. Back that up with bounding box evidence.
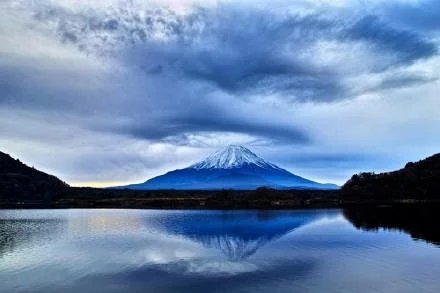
[0,151,68,200]
[119,145,338,190]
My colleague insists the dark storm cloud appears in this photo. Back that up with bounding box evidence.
[167,12,341,100]
[119,11,343,102]
[36,4,438,104]
[345,15,437,69]
[126,8,436,100]
[113,87,309,144]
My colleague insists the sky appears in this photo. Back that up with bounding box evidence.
[1,0,440,187]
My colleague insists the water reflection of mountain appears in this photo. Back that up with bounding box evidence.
[343,204,440,246]
[154,211,335,260]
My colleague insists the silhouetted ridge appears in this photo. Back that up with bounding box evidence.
[0,151,68,201]
[341,153,440,200]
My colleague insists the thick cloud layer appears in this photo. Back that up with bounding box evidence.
[1,0,440,186]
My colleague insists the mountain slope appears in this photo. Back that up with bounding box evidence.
[121,145,338,190]
[0,151,68,200]
[341,153,440,200]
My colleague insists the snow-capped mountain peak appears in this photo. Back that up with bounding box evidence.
[190,145,279,169]
[117,144,339,190]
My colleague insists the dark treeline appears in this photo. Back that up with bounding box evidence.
[51,187,340,209]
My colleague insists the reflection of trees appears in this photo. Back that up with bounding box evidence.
[0,219,66,257]
[156,211,333,260]
[343,204,440,246]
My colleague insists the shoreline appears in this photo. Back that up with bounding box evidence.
[3,192,440,210]
[3,186,440,210]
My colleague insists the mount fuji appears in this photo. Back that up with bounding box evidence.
[120,145,338,190]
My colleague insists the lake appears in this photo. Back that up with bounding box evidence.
[1,207,440,292]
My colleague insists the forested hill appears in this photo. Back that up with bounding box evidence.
[0,151,68,201]
[342,153,440,201]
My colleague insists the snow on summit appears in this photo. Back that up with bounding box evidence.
[191,145,280,170]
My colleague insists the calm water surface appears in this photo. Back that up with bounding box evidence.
[1,208,440,292]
